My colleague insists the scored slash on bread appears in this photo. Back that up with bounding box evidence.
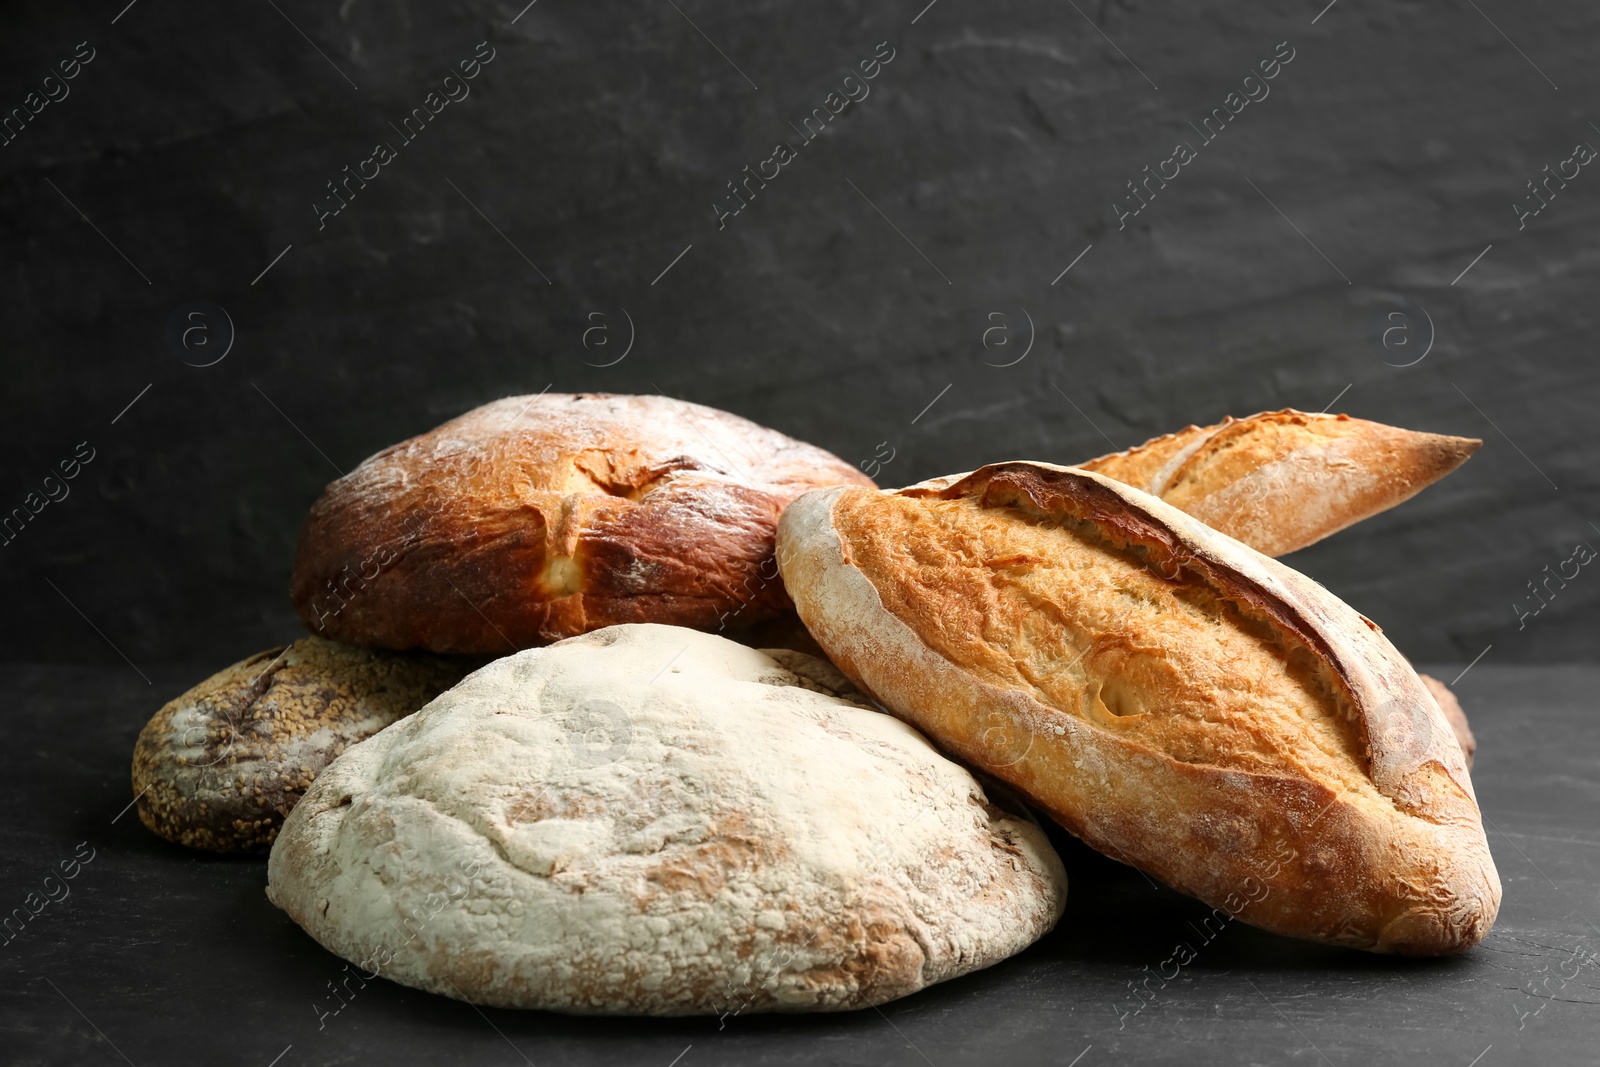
[1075,409,1481,558]
[777,462,1501,955]
[1077,409,1482,764]
[1077,409,1480,764]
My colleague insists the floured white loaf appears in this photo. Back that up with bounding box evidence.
[266,624,1066,1013]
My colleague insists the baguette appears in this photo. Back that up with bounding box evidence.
[1076,410,1480,557]
[777,462,1500,954]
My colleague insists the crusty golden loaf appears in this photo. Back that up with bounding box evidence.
[1076,409,1480,557]
[290,393,874,654]
[777,461,1500,955]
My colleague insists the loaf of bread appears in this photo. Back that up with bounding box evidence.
[133,638,474,852]
[1075,410,1479,557]
[290,393,874,654]
[267,624,1065,1014]
[777,462,1500,954]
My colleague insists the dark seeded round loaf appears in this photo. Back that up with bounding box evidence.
[133,637,475,852]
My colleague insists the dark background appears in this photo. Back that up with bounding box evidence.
[3,0,1598,668]
[3,4,1600,1066]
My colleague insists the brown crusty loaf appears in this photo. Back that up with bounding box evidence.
[1420,673,1476,768]
[133,638,474,852]
[1075,410,1480,557]
[777,462,1500,955]
[291,393,874,654]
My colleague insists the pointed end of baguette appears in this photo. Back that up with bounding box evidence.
[1402,430,1481,490]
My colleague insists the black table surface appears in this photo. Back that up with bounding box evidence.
[2,660,1596,1067]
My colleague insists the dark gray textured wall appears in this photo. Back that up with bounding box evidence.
[2,0,1596,668]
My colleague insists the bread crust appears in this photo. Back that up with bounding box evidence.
[777,463,1500,955]
[1420,673,1476,768]
[1076,409,1480,556]
[132,638,474,852]
[290,393,874,654]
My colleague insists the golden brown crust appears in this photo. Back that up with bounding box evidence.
[778,462,1501,955]
[132,638,476,853]
[290,393,874,654]
[1420,673,1475,768]
[1077,409,1481,556]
